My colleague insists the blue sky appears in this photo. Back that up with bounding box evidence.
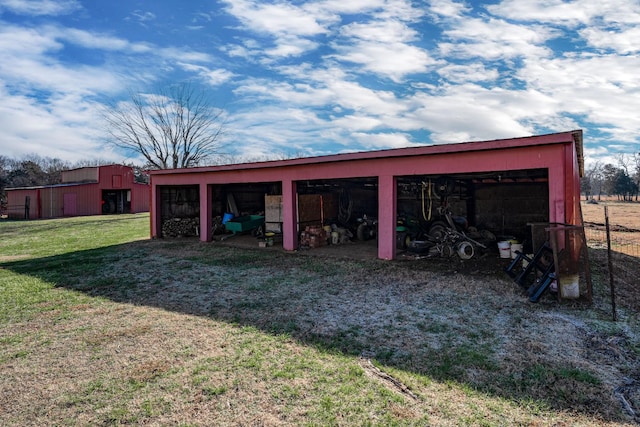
[0,0,639,167]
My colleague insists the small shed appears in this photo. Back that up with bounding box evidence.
[148,130,584,261]
[5,165,149,219]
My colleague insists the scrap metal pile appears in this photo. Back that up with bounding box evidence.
[403,207,495,260]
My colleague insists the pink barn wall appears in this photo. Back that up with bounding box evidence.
[150,131,583,260]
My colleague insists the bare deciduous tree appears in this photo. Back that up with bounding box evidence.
[103,84,225,169]
[584,161,604,200]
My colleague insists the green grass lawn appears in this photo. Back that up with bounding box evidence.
[0,214,638,426]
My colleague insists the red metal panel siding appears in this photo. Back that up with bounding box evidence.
[148,131,582,260]
[149,131,578,179]
[41,187,61,218]
[98,165,137,190]
[71,184,99,216]
[130,183,150,213]
[99,165,149,213]
[36,184,101,218]
[150,144,567,187]
[6,189,39,219]
[5,165,147,220]
[63,193,77,216]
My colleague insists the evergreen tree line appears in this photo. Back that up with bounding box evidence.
[581,153,640,201]
[0,155,147,209]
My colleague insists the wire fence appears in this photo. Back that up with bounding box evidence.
[584,227,640,258]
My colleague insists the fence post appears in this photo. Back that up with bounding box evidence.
[24,196,31,220]
[605,206,617,321]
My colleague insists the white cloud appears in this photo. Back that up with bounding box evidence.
[158,46,212,63]
[439,17,555,60]
[333,40,434,82]
[0,0,80,16]
[234,70,406,121]
[178,63,235,86]
[339,19,419,44]
[127,10,157,26]
[437,63,500,83]
[402,84,539,143]
[310,0,387,15]
[0,85,119,162]
[353,132,416,149]
[518,55,640,141]
[489,0,640,26]
[487,0,593,26]
[264,36,319,58]
[223,106,334,159]
[203,69,235,86]
[331,115,382,132]
[332,20,437,81]
[0,24,62,58]
[42,25,152,53]
[427,0,471,21]
[220,0,332,59]
[581,26,640,54]
[222,0,328,37]
[1,0,639,166]
[0,18,218,163]
[234,79,334,107]
[328,80,403,116]
[0,24,128,95]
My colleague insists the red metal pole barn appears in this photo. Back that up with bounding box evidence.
[149,130,583,260]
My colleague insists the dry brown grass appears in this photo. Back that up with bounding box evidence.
[582,198,640,231]
[581,199,640,312]
[1,214,639,426]
[582,199,640,252]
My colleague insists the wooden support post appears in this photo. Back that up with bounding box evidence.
[199,183,212,242]
[378,174,396,260]
[282,180,298,252]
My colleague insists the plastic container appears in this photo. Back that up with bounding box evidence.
[222,213,234,224]
[510,243,523,259]
[331,231,339,245]
[560,274,580,299]
[497,241,511,258]
[265,232,275,247]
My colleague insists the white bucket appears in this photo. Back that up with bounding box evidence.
[498,241,511,258]
[510,243,523,259]
[331,231,339,245]
[560,274,580,299]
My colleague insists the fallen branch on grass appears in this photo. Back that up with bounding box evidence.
[360,358,418,401]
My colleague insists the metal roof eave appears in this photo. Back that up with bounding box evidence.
[148,130,583,176]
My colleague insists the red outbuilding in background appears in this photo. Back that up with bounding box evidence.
[5,165,149,219]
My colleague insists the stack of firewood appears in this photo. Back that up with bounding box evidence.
[162,217,200,237]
